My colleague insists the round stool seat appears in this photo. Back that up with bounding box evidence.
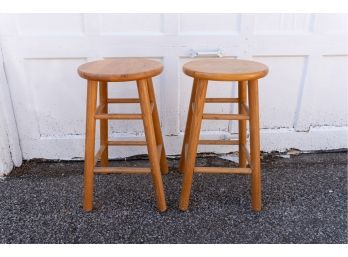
[183,59,268,81]
[78,58,163,82]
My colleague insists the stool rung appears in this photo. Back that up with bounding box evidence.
[95,104,153,119]
[194,167,252,174]
[108,140,147,146]
[202,113,249,120]
[199,139,239,145]
[205,98,239,103]
[95,113,142,119]
[94,167,151,174]
[107,98,140,103]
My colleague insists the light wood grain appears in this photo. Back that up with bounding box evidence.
[94,167,151,174]
[241,103,249,115]
[198,139,239,145]
[95,103,106,115]
[107,98,140,103]
[179,78,199,173]
[179,58,267,212]
[240,144,251,167]
[108,140,147,146]
[94,145,106,166]
[205,97,239,103]
[83,80,98,212]
[78,58,163,82]
[99,81,108,167]
[80,59,168,213]
[248,79,262,212]
[194,167,252,174]
[95,113,142,120]
[202,113,250,120]
[147,78,169,175]
[183,58,268,81]
[137,79,167,212]
[239,81,247,168]
[179,79,208,211]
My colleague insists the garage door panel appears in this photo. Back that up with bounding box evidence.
[253,14,312,34]
[24,58,87,137]
[253,56,306,129]
[100,14,163,35]
[179,14,240,35]
[17,14,84,36]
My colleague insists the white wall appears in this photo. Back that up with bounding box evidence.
[0,14,347,174]
[0,47,22,175]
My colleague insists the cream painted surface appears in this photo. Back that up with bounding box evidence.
[0,13,347,173]
[255,56,306,129]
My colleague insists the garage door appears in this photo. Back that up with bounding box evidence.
[0,13,347,161]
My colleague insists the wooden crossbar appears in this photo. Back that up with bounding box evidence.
[202,113,250,120]
[95,101,153,119]
[107,98,140,103]
[199,139,239,145]
[194,167,252,174]
[94,167,151,174]
[108,140,147,146]
[95,113,142,119]
[205,98,239,103]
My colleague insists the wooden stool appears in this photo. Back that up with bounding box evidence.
[78,58,168,212]
[179,58,268,211]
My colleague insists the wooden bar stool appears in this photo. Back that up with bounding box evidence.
[78,58,168,212]
[179,58,268,211]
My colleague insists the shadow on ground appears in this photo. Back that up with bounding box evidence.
[0,152,347,243]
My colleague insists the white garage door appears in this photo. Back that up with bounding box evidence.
[0,13,347,163]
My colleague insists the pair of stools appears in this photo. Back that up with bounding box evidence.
[78,58,268,213]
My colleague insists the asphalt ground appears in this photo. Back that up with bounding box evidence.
[0,152,347,243]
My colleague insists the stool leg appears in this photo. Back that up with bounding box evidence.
[83,80,98,212]
[248,79,262,211]
[146,78,169,175]
[99,81,108,167]
[137,79,167,212]
[238,81,247,168]
[179,79,208,211]
[179,78,198,173]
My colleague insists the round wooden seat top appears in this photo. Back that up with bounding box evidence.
[78,58,163,82]
[183,58,268,81]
